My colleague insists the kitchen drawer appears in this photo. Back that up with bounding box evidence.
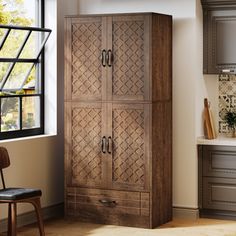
[203,177,236,211]
[66,187,150,223]
[202,145,236,178]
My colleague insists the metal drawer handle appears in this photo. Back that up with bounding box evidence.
[101,136,106,153]
[221,69,234,73]
[99,199,117,207]
[107,136,112,154]
[101,49,106,67]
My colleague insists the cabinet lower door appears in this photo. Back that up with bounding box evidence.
[107,103,150,191]
[203,177,236,211]
[65,102,106,188]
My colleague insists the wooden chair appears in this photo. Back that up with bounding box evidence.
[0,146,44,236]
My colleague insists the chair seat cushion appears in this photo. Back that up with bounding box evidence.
[0,188,42,200]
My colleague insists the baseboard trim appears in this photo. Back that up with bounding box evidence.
[173,207,199,219]
[0,202,64,233]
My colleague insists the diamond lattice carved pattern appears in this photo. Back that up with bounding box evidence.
[112,21,145,96]
[112,108,145,187]
[71,107,102,186]
[71,22,102,98]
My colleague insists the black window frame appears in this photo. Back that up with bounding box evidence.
[0,0,51,140]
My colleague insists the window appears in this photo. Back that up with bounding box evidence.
[0,0,51,139]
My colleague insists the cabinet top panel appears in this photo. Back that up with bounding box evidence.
[65,12,172,19]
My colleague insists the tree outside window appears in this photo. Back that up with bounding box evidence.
[0,0,51,139]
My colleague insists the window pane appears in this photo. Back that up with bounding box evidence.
[0,29,29,58]
[0,28,10,48]
[0,63,11,84]
[22,96,40,129]
[21,0,37,27]
[22,67,39,94]
[1,0,37,27]
[20,31,50,59]
[3,63,34,91]
[1,97,19,132]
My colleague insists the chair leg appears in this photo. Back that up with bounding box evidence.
[8,203,17,236]
[7,203,11,236]
[29,197,45,236]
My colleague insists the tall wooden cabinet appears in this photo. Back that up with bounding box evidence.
[64,13,172,229]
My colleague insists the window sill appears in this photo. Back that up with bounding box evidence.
[0,133,57,143]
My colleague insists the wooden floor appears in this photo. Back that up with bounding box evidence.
[2,218,236,236]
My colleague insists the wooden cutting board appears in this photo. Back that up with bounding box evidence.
[204,98,216,139]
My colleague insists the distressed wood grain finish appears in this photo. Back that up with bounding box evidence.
[111,104,146,190]
[66,187,150,228]
[65,17,105,101]
[66,102,106,189]
[152,14,172,102]
[64,13,172,228]
[71,105,102,187]
[151,102,172,227]
[109,16,148,101]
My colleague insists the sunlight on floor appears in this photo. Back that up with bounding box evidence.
[2,218,236,236]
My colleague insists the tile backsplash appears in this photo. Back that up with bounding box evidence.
[219,74,236,133]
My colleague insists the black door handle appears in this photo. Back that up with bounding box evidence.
[101,49,106,67]
[107,136,112,154]
[106,49,113,67]
[101,136,106,153]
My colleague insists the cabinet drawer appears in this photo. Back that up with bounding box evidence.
[66,187,150,218]
[203,177,236,211]
[202,146,236,178]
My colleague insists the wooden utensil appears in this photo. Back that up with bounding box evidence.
[204,98,216,139]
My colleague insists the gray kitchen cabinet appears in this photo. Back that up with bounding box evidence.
[202,0,236,74]
[198,145,236,219]
[202,0,236,5]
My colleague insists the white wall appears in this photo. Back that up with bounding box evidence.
[77,0,204,209]
[0,0,78,219]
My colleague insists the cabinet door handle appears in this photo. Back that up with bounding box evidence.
[101,49,106,67]
[107,136,112,154]
[101,136,106,153]
[106,49,113,67]
[99,199,117,207]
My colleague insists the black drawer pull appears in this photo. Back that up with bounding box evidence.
[99,199,117,207]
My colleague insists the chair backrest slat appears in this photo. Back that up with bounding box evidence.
[0,147,10,169]
[0,147,10,189]
[0,170,5,189]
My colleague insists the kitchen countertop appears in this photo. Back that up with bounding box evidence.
[197,135,236,146]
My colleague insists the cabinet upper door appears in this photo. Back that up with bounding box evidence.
[106,103,150,191]
[106,15,150,101]
[204,9,236,74]
[65,102,107,188]
[65,17,107,101]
